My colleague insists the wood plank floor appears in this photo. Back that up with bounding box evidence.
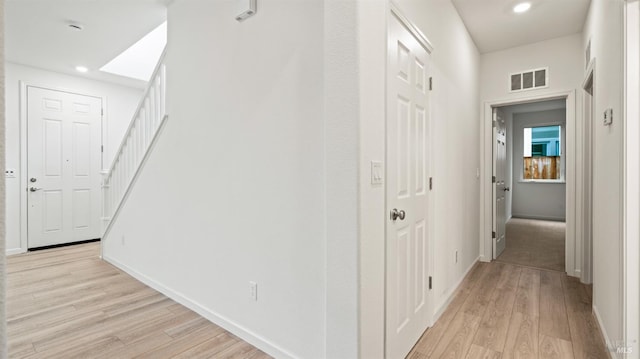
[6,242,271,359]
[408,262,610,359]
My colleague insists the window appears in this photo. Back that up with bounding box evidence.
[523,125,562,180]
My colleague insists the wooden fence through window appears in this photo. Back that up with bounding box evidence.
[524,156,561,180]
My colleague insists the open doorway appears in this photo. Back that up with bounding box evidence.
[493,99,568,272]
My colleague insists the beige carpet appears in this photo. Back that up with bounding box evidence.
[496,218,566,272]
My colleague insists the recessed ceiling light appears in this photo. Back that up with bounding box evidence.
[75,66,89,73]
[513,2,531,13]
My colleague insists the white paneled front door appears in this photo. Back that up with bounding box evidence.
[27,87,102,248]
[493,108,507,258]
[386,9,432,359]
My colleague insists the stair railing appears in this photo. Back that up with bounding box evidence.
[101,50,168,236]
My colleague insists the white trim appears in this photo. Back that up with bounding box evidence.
[480,90,578,279]
[583,59,596,90]
[623,1,640,356]
[102,255,297,359]
[593,305,616,359]
[511,214,566,222]
[431,257,479,323]
[18,82,106,252]
[5,248,26,256]
[389,2,434,54]
[580,62,595,285]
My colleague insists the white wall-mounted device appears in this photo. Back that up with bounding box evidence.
[371,161,383,185]
[235,0,257,22]
[603,108,613,126]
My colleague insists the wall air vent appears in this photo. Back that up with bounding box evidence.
[509,67,548,92]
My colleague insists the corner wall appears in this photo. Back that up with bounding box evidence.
[0,0,7,354]
[358,1,481,357]
[582,0,626,351]
[624,1,639,354]
[4,63,142,254]
[103,2,328,357]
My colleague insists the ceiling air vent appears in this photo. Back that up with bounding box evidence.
[509,67,548,92]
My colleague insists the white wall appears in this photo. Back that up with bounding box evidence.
[0,0,7,354]
[4,62,143,254]
[582,0,626,352]
[103,1,327,358]
[325,1,360,356]
[481,34,584,101]
[511,109,566,221]
[358,1,481,357]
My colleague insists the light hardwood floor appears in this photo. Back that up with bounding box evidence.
[408,261,609,359]
[7,242,271,359]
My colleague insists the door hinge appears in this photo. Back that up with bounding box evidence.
[101,145,104,153]
[429,177,433,190]
[492,231,496,238]
[429,77,433,91]
[492,176,496,183]
[101,108,104,116]
[492,120,497,128]
[428,276,432,290]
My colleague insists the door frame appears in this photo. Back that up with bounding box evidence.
[385,2,435,356]
[18,81,106,253]
[480,90,577,276]
[623,0,639,353]
[581,61,595,285]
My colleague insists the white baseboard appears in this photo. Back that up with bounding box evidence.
[572,269,582,280]
[6,248,26,256]
[593,304,615,359]
[511,214,566,222]
[432,256,480,323]
[102,255,298,359]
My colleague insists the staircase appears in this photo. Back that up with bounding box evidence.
[101,51,168,237]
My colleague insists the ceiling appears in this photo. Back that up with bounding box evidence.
[451,0,591,53]
[6,0,591,85]
[6,0,168,89]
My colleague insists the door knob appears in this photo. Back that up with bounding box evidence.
[390,208,406,221]
[504,187,510,192]
[29,187,42,192]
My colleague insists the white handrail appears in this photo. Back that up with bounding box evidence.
[102,50,168,235]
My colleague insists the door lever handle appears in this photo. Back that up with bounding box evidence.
[390,208,406,221]
[504,187,510,192]
[29,187,42,192]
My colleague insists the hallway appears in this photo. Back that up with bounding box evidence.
[408,261,608,359]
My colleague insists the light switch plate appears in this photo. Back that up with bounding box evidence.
[371,161,383,185]
[5,169,16,178]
